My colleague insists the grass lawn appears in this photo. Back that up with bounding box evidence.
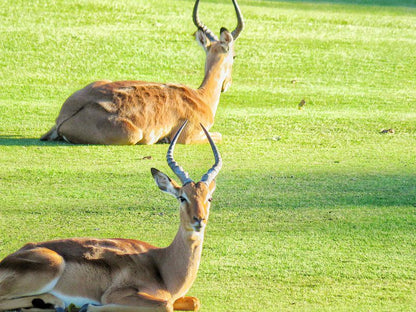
[1,0,415,311]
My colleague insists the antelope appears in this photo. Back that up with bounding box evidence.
[0,121,222,312]
[40,0,244,145]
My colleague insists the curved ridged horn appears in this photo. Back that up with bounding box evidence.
[231,0,244,40]
[167,121,193,185]
[193,0,219,42]
[200,124,222,185]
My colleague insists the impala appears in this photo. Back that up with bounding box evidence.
[0,121,222,312]
[40,0,244,145]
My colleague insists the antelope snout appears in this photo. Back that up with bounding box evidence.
[192,217,206,232]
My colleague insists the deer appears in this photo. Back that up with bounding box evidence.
[40,0,244,145]
[0,121,222,312]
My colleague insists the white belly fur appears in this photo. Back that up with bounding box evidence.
[50,291,100,307]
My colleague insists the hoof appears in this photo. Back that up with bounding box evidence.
[173,296,201,311]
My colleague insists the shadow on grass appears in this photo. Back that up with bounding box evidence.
[0,135,169,146]
[219,172,416,210]
[0,135,67,146]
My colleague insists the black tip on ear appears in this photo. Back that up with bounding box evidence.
[220,27,229,33]
[151,168,159,176]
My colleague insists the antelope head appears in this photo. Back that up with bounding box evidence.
[194,0,244,93]
[152,121,222,238]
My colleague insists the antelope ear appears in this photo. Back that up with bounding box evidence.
[196,29,211,51]
[151,168,180,197]
[208,179,216,195]
[219,27,233,51]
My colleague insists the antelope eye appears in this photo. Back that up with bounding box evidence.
[178,196,187,203]
[208,198,213,202]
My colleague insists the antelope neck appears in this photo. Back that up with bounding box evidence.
[197,56,226,117]
[157,224,204,298]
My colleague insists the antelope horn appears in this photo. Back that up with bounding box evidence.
[200,124,222,185]
[167,121,193,185]
[193,0,219,42]
[231,0,244,40]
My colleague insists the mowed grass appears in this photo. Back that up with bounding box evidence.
[1,0,416,311]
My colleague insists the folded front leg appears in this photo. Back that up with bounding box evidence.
[181,131,222,144]
[173,296,200,311]
[81,288,173,312]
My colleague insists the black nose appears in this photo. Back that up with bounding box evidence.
[193,217,204,231]
[193,216,204,223]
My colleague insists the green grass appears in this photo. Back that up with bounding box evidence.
[1,0,416,311]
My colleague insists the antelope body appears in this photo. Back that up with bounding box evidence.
[40,0,244,145]
[0,121,222,312]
